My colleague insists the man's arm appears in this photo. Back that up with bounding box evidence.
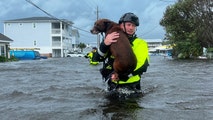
[92,32,119,62]
[92,41,109,61]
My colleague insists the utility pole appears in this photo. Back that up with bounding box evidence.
[96,6,100,47]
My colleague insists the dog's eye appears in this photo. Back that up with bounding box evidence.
[95,24,100,27]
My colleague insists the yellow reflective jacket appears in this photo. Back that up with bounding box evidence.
[87,52,99,65]
[113,38,149,84]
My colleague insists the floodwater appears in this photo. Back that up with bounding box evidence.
[0,56,212,120]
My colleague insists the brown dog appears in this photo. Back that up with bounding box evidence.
[90,19,137,80]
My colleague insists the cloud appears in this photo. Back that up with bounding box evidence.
[0,0,175,43]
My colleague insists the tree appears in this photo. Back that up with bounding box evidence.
[160,0,213,58]
[193,0,213,48]
[78,42,86,52]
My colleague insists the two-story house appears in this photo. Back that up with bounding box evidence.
[71,29,80,51]
[4,17,77,57]
[0,33,13,58]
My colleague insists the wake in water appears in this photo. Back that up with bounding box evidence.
[104,87,143,101]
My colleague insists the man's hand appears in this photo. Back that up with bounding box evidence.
[104,32,119,45]
[111,73,119,82]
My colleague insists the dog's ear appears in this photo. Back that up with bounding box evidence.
[104,21,113,32]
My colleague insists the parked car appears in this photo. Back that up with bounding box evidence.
[67,52,84,57]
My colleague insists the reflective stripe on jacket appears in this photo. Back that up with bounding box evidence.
[88,52,99,65]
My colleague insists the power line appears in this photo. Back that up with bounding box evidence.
[138,25,159,38]
[25,0,90,33]
[138,0,176,38]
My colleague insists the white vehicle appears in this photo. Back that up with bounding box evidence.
[67,52,84,57]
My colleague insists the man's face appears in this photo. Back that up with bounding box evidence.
[120,22,136,35]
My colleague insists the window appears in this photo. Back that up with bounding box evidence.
[33,23,36,28]
[34,40,37,46]
[0,45,5,56]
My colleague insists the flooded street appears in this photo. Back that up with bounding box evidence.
[0,56,213,120]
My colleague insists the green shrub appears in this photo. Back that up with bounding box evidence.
[0,56,7,62]
[0,56,18,62]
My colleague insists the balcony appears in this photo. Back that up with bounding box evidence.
[52,29,61,34]
[52,41,61,47]
[52,29,71,36]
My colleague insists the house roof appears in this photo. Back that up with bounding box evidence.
[4,17,73,25]
[0,33,13,42]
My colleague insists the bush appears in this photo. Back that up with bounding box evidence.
[0,56,7,62]
[0,56,18,62]
[207,48,213,52]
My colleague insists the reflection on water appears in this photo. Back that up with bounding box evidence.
[101,98,143,120]
[0,56,213,120]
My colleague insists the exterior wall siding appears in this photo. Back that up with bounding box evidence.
[4,22,51,53]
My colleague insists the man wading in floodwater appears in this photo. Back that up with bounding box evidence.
[92,13,150,97]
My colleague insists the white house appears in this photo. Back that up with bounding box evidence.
[4,17,78,58]
[0,33,13,58]
[71,29,80,51]
[145,39,162,52]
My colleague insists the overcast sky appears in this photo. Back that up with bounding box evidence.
[0,0,177,44]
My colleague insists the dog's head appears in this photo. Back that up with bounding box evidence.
[90,19,114,34]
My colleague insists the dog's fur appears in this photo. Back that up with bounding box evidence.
[90,19,137,80]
